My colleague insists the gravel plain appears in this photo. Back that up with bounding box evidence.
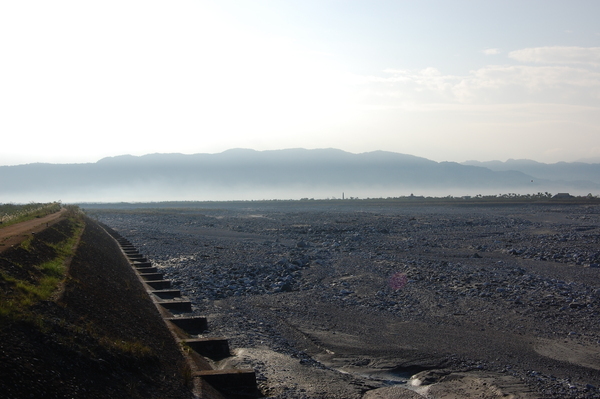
[88,202,600,399]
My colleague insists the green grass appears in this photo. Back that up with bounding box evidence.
[0,208,155,359]
[18,235,36,252]
[100,337,153,358]
[0,210,84,322]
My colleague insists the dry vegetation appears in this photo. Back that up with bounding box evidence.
[0,202,62,228]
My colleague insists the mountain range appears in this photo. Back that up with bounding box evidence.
[462,159,600,185]
[1,149,599,202]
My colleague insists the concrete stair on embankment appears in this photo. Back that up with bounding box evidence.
[109,234,259,399]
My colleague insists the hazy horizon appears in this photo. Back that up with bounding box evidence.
[2,147,600,168]
[2,148,599,203]
[4,185,594,205]
[2,1,600,167]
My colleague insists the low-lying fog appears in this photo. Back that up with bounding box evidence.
[4,184,593,204]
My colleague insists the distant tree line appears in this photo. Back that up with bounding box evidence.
[298,192,600,202]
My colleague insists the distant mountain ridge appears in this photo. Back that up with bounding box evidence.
[1,149,598,202]
[462,159,600,185]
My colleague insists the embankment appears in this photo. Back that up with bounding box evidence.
[0,215,193,398]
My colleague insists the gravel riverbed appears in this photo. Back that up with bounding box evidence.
[88,203,600,399]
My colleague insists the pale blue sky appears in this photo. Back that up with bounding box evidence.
[1,0,599,166]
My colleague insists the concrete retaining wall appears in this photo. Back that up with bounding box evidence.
[108,232,259,399]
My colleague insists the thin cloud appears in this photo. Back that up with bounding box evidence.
[468,65,600,89]
[483,48,501,55]
[353,64,600,105]
[509,46,600,66]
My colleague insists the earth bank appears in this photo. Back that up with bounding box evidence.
[0,215,193,399]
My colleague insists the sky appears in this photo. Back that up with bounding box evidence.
[1,0,600,166]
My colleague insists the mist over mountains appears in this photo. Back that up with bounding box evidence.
[1,149,599,203]
[462,159,600,185]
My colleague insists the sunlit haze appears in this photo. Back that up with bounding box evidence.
[2,0,600,166]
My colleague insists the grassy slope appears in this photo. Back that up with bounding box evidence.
[0,202,62,228]
[0,213,192,399]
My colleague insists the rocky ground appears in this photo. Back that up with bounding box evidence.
[89,202,600,399]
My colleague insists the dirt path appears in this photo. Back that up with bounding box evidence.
[0,208,67,253]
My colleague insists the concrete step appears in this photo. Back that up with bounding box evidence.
[157,300,192,312]
[111,233,259,399]
[184,337,230,360]
[145,280,172,290]
[152,289,182,299]
[140,273,164,281]
[129,258,148,263]
[166,316,208,335]
[136,266,158,274]
[194,369,259,398]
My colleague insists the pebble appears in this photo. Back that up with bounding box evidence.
[89,204,600,399]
